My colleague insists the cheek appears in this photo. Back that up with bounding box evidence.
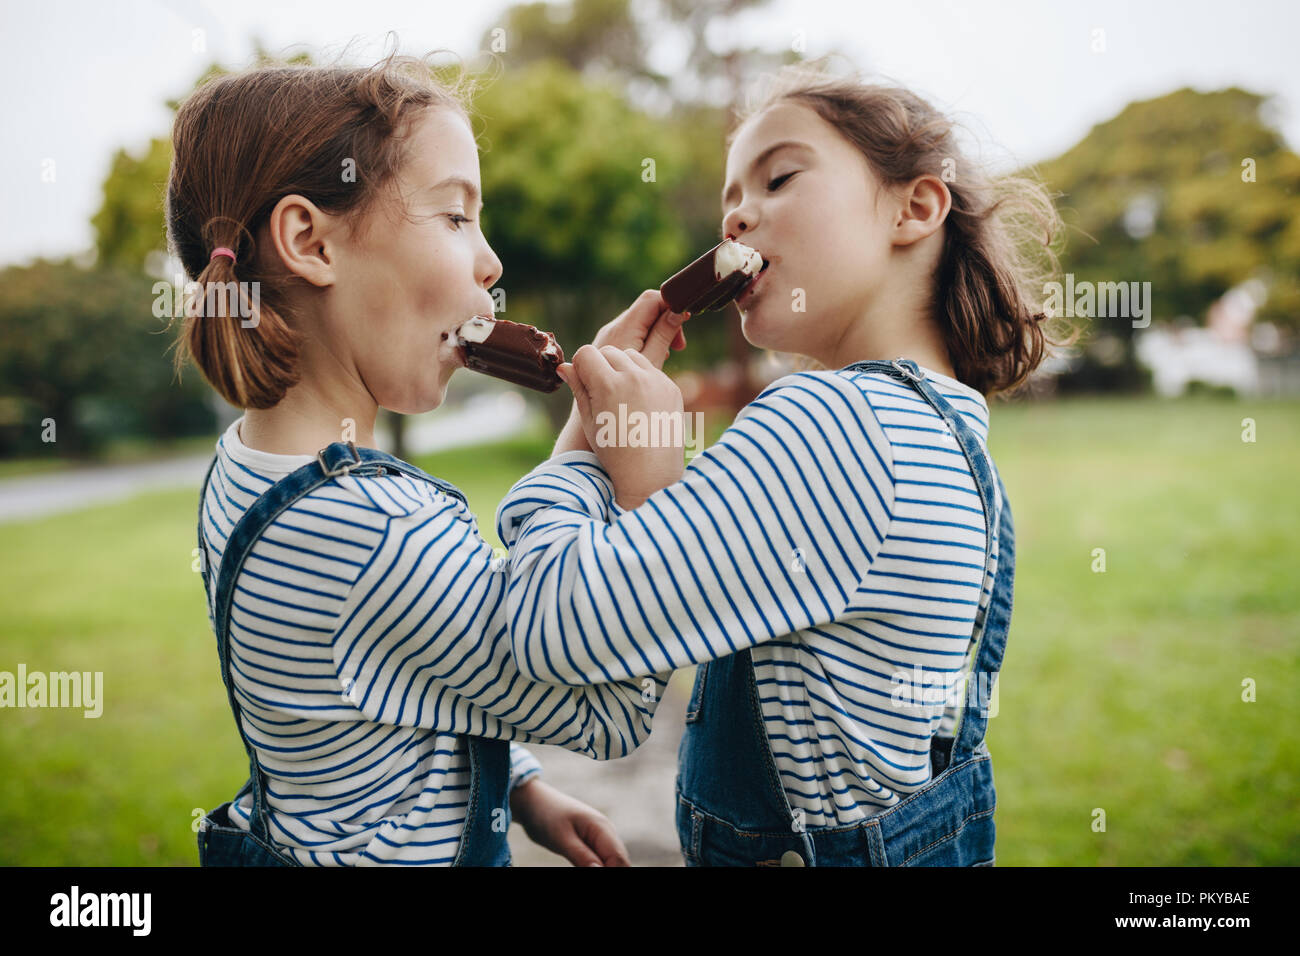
[380,220,449,296]
[358,338,449,415]
[814,206,889,303]
[385,235,457,334]
[417,245,452,300]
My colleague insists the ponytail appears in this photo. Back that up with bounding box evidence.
[934,176,1067,396]
[730,61,1081,398]
[181,219,302,410]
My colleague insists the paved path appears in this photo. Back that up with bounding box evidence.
[0,453,216,523]
[508,669,693,867]
[0,393,531,524]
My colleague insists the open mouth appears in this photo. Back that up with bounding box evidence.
[740,258,771,299]
[439,328,467,367]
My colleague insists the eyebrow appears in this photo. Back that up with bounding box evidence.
[430,175,484,214]
[721,140,812,208]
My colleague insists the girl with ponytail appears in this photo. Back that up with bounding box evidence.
[499,62,1080,866]
[169,50,687,867]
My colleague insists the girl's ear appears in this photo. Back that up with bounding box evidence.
[267,193,340,288]
[892,174,951,247]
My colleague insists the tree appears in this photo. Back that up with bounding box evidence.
[470,58,702,423]
[92,138,173,273]
[480,0,799,416]
[0,259,213,458]
[483,0,656,83]
[1032,86,1300,390]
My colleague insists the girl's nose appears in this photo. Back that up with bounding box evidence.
[722,206,754,241]
[481,246,503,289]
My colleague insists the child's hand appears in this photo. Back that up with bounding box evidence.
[557,344,686,510]
[551,290,688,458]
[510,779,631,867]
[590,289,689,369]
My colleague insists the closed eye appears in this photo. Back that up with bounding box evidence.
[447,214,473,229]
[718,172,798,236]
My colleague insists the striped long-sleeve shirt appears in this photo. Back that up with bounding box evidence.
[496,365,1001,828]
[200,418,669,865]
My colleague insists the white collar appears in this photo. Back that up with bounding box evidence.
[218,416,317,475]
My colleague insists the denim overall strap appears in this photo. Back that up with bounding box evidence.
[198,440,511,866]
[844,358,1015,762]
[452,736,513,867]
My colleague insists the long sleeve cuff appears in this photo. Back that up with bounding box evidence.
[509,742,543,791]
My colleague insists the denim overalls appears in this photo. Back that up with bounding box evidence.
[675,358,1015,866]
[194,439,512,867]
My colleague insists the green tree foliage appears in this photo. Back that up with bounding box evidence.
[484,0,654,81]
[473,61,694,337]
[0,259,213,457]
[468,59,705,421]
[92,138,173,272]
[1032,86,1300,382]
[477,0,790,415]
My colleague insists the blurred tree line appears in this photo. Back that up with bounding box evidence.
[0,259,213,457]
[1032,86,1300,392]
[0,0,791,457]
[2,2,1298,459]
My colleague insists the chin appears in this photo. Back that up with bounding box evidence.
[740,304,797,353]
[418,384,449,414]
[382,380,449,417]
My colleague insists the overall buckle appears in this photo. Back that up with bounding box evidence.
[317,441,361,478]
[891,358,926,382]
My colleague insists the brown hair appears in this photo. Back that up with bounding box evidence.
[729,61,1080,398]
[166,48,481,409]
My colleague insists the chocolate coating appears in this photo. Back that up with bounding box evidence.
[456,317,564,393]
[660,238,764,315]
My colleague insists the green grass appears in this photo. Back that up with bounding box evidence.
[984,393,1299,865]
[0,394,1296,865]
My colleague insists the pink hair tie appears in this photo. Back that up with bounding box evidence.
[210,247,236,263]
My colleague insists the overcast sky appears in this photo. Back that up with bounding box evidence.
[2,0,1297,268]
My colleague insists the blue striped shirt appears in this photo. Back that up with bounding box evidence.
[200,418,668,865]
[497,365,1002,828]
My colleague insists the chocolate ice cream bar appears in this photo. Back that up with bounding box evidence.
[660,237,767,315]
[452,315,564,392]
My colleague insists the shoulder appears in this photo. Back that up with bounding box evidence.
[737,369,890,444]
[748,367,909,411]
[328,468,471,522]
[301,471,489,566]
[712,370,896,487]
[206,454,478,554]
[695,370,896,541]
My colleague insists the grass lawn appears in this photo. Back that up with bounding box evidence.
[0,393,1296,865]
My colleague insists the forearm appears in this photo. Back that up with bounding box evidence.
[500,375,896,687]
[552,401,591,457]
[509,741,543,792]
